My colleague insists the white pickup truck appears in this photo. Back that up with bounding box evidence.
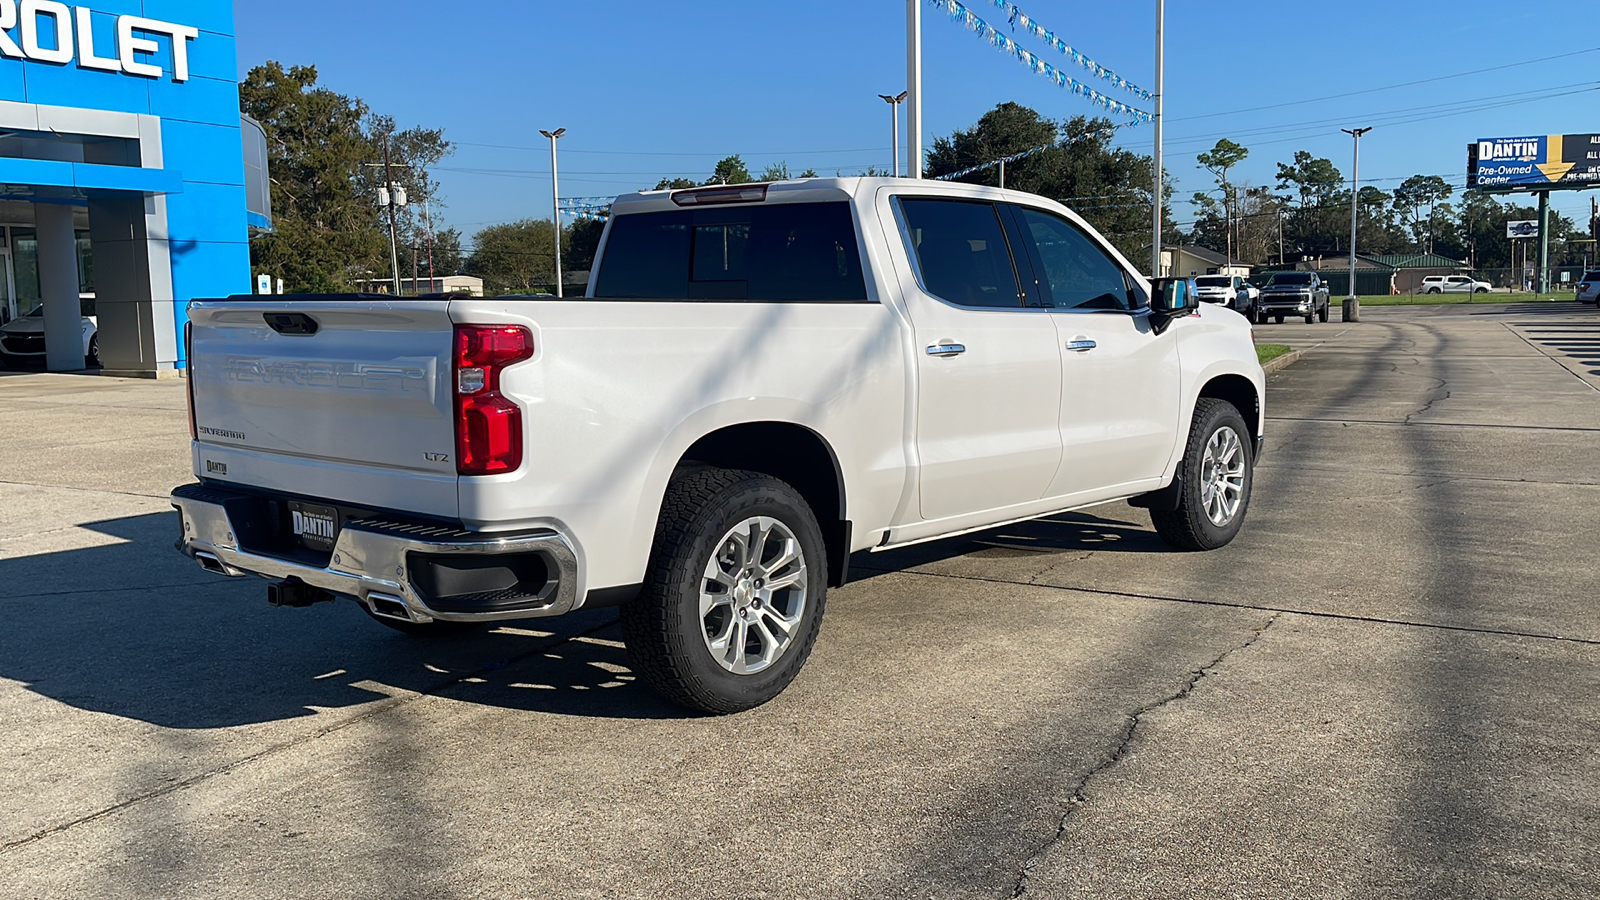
[173,178,1266,713]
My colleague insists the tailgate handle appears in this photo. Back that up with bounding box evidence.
[264,312,319,336]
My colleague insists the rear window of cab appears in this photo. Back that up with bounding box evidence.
[594,202,869,302]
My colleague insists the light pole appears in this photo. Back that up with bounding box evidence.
[1341,126,1372,322]
[1150,0,1165,277]
[541,128,566,297]
[879,91,908,177]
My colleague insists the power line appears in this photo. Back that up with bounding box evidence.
[1168,46,1600,124]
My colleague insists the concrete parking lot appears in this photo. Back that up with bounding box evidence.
[2,302,1598,899]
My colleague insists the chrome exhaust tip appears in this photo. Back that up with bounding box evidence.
[195,551,240,576]
[365,592,432,624]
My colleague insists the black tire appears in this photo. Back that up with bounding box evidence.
[1151,398,1254,551]
[1274,315,1284,324]
[362,606,484,636]
[622,467,827,714]
[1474,287,1488,294]
[1318,303,1330,322]
[1426,288,1441,294]
[1304,311,1315,324]
[85,335,99,368]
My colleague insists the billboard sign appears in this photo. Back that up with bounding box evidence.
[1470,134,1600,191]
[1506,220,1540,238]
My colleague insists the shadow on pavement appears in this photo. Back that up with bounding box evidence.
[849,509,1171,581]
[0,511,696,728]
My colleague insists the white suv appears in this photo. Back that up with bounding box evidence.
[1576,271,1600,305]
[1421,275,1491,294]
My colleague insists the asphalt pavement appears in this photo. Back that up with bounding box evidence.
[1,301,1597,899]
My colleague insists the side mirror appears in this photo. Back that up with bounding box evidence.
[1149,277,1199,315]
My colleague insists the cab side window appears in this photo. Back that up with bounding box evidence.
[898,199,1024,309]
[1013,207,1132,311]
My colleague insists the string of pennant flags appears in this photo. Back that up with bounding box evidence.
[559,197,615,220]
[976,0,1152,103]
[932,0,1153,124]
[931,122,1136,182]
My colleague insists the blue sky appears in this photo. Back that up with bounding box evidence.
[233,1,1599,240]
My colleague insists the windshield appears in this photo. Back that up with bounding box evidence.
[1194,276,1231,287]
[1266,273,1313,286]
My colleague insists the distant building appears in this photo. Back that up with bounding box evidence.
[1161,245,1251,279]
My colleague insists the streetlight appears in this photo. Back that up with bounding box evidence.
[879,91,908,177]
[1341,126,1372,323]
[541,128,566,298]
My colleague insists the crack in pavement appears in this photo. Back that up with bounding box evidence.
[1009,614,1281,897]
[0,615,622,857]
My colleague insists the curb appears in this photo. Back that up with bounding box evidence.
[1261,348,1305,376]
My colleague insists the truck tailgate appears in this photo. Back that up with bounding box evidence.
[187,299,459,518]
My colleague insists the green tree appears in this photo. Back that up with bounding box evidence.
[653,176,699,190]
[1393,174,1454,253]
[926,103,1171,262]
[708,155,753,185]
[1274,151,1344,253]
[564,218,606,274]
[240,62,457,293]
[465,219,556,294]
[1195,139,1249,260]
[759,162,790,182]
[240,62,386,292]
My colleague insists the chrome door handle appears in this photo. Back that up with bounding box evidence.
[1066,339,1097,352]
[926,342,967,358]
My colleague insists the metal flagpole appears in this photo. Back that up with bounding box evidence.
[907,0,922,179]
[1150,0,1164,277]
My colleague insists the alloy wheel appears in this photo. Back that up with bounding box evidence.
[699,516,808,675]
[1200,426,1246,526]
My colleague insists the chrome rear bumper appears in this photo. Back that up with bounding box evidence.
[171,483,580,624]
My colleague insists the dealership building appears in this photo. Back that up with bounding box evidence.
[0,0,263,377]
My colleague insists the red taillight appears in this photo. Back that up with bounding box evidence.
[185,320,197,440]
[454,324,534,476]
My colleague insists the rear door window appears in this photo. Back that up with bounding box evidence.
[594,202,867,301]
[897,198,1024,309]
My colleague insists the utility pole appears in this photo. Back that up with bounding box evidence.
[999,159,1005,190]
[1536,189,1551,294]
[423,200,436,288]
[907,0,922,179]
[879,91,907,177]
[1341,126,1371,322]
[1150,0,1165,277]
[541,128,566,297]
[381,134,403,295]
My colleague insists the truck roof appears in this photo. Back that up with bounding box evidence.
[607,177,1070,217]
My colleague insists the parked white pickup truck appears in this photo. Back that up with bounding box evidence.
[173,178,1266,713]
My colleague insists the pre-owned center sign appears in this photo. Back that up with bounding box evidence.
[0,0,196,82]
[1469,133,1600,192]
